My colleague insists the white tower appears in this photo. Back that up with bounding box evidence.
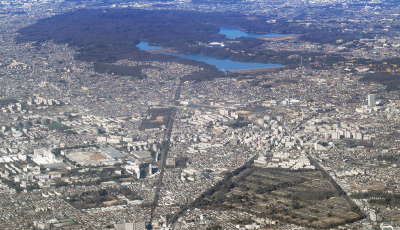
[149,164,152,176]
[368,94,375,108]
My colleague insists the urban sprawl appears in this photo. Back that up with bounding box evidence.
[1,0,400,230]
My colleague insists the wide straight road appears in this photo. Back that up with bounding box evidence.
[148,81,182,228]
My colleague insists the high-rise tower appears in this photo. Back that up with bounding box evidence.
[368,94,375,108]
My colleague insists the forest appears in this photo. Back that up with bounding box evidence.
[66,187,142,209]
[360,72,400,91]
[351,191,400,207]
[16,9,358,80]
[188,165,363,228]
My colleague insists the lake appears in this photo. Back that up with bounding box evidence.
[218,26,296,39]
[136,40,283,71]
[136,41,163,51]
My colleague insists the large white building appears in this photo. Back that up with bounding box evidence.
[32,149,62,165]
[368,94,375,108]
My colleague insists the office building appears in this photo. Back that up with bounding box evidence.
[368,94,375,108]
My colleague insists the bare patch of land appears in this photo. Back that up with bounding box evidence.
[90,154,107,161]
[146,48,176,53]
[114,116,129,120]
[350,180,386,192]
[257,34,302,41]
[149,116,165,123]
[235,110,252,115]
[67,151,107,165]
[228,66,284,74]
[103,200,120,206]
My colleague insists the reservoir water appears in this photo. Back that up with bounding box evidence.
[218,26,296,39]
[136,41,163,51]
[137,40,283,71]
[155,51,283,71]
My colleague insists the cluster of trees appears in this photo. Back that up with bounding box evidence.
[377,154,399,163]
[15,9,225,79]
[231,218,254,225]
[293,189,337,201]
[167,163,254,225]
[180,69,225,82]
[139,107,172,130]
[350,190,386,199]
[0,178,40,192]
[206,225,223,230]
[56,167,133,187]
[77,174,132,187]
[188,164,251,209]
[174,157,189,168]
[369,194,400,206]
[67,187,142,209]
[1,178,23,192]
[176,160,364,228]
[252,177,307,194]
[190,167,317,210]
[351,190,400,206]
[310,157,364,221]
[0,99,18,106]
[360,72,400,91]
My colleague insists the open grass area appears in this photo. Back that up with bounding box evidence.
[47,122,67,130]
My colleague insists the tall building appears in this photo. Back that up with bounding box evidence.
[368,94,375,108]
[230,137,238,146]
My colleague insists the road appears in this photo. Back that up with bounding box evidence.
[148,81,182,228]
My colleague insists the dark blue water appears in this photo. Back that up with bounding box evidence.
[137,41,163,50]
[156,51,283,71]
[218,26,296,39]
[137,41,283,71]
